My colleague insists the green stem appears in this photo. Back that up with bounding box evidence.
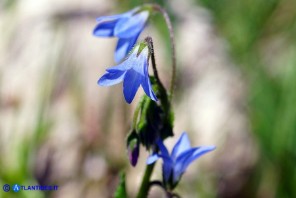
[145,36,170,113]
[145,36,165,90]
[136,163,155,198]
[151,4,177,102]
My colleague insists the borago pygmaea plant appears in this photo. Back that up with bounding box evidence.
[93,3,215,198]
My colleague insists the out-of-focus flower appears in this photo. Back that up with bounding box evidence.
[147,132,215,189]
[93,8,149,62]
[98,43,157,104]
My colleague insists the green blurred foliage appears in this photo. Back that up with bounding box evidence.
[114,172,127,198]
[199,0,296,197]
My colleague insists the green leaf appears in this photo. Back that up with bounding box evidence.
[114,172,127,198]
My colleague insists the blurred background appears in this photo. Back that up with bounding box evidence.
[0,0,295,197]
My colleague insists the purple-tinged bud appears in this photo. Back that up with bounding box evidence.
[126,131,140,166]
[128,139,139,166]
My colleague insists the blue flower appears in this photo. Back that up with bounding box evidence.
[98,43,157,104]
[147,132,215,189]
[93,8,149,63]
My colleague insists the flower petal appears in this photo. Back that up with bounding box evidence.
[146,154,159,164]
[123,68,142,103]
[93,21,118,37]
[94,8,139,37]
[95,8,137,22]
[114,11,149,38]
[155,139,170,158]
[98,70,125,86]
[175,146,216,182]
[183,146,216,169]
[173,148,197,183]
[161,154,174,183]
[171,132,191,160]
[95,14,125,23]
[147,152,173,183]
[115,34,139,63]
[155,139,174,182]
[106,61,132,73]
[141,52,157,101]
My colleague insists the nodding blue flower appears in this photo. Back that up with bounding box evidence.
[147,132,215,189]
[98,43,157,104]
[93,7,149,63]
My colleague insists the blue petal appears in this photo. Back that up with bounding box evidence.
[107,56,135,72]
[173,148,197,183]
[115,34,139,63]
[96,14,125,23]
[140,51,157,101]
[93,21,117,37]
[155,139,174,182]
[114,11,149,38]
[147,150,173,183]
[96,8,137,22]
[122,46,148,103]
[171,132,191,160]
[129,46,157,101]
[161,154,174,183]
[123,68,142,103]
[94,8,138,37]
[98,70,125,86]
[183,146,216,169]
[146,154,159,164]
[156,139,170,159]
[175,146,216,182]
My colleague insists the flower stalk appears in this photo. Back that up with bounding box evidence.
[151,4,177,101]
[136,163,155,198]
[145,36,170,115]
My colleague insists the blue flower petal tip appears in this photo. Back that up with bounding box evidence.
[146,154,159,164]
[93,7,150,62]
[147,132,215,189]
[98,44,158,104]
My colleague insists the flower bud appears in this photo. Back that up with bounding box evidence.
[127,131,140,166]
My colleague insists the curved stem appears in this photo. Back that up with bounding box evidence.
[145,36,170,113]
[145,36,163,88]
[151,4,176,101]
[149,180,164,189]
[149,181,181,198]
[136,163,155,198]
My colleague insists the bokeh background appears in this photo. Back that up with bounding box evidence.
[1,0,296,197]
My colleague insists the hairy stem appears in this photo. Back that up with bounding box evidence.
[145,36,163,88]
[145,36,170,112]
[151,4,176,101]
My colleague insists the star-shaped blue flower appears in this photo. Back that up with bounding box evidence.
[98,44,157,104]
[147,132,215,189]
[93,8,149,63]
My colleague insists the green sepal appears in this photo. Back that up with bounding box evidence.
[136,76,174,150]
[137,42,148,57]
